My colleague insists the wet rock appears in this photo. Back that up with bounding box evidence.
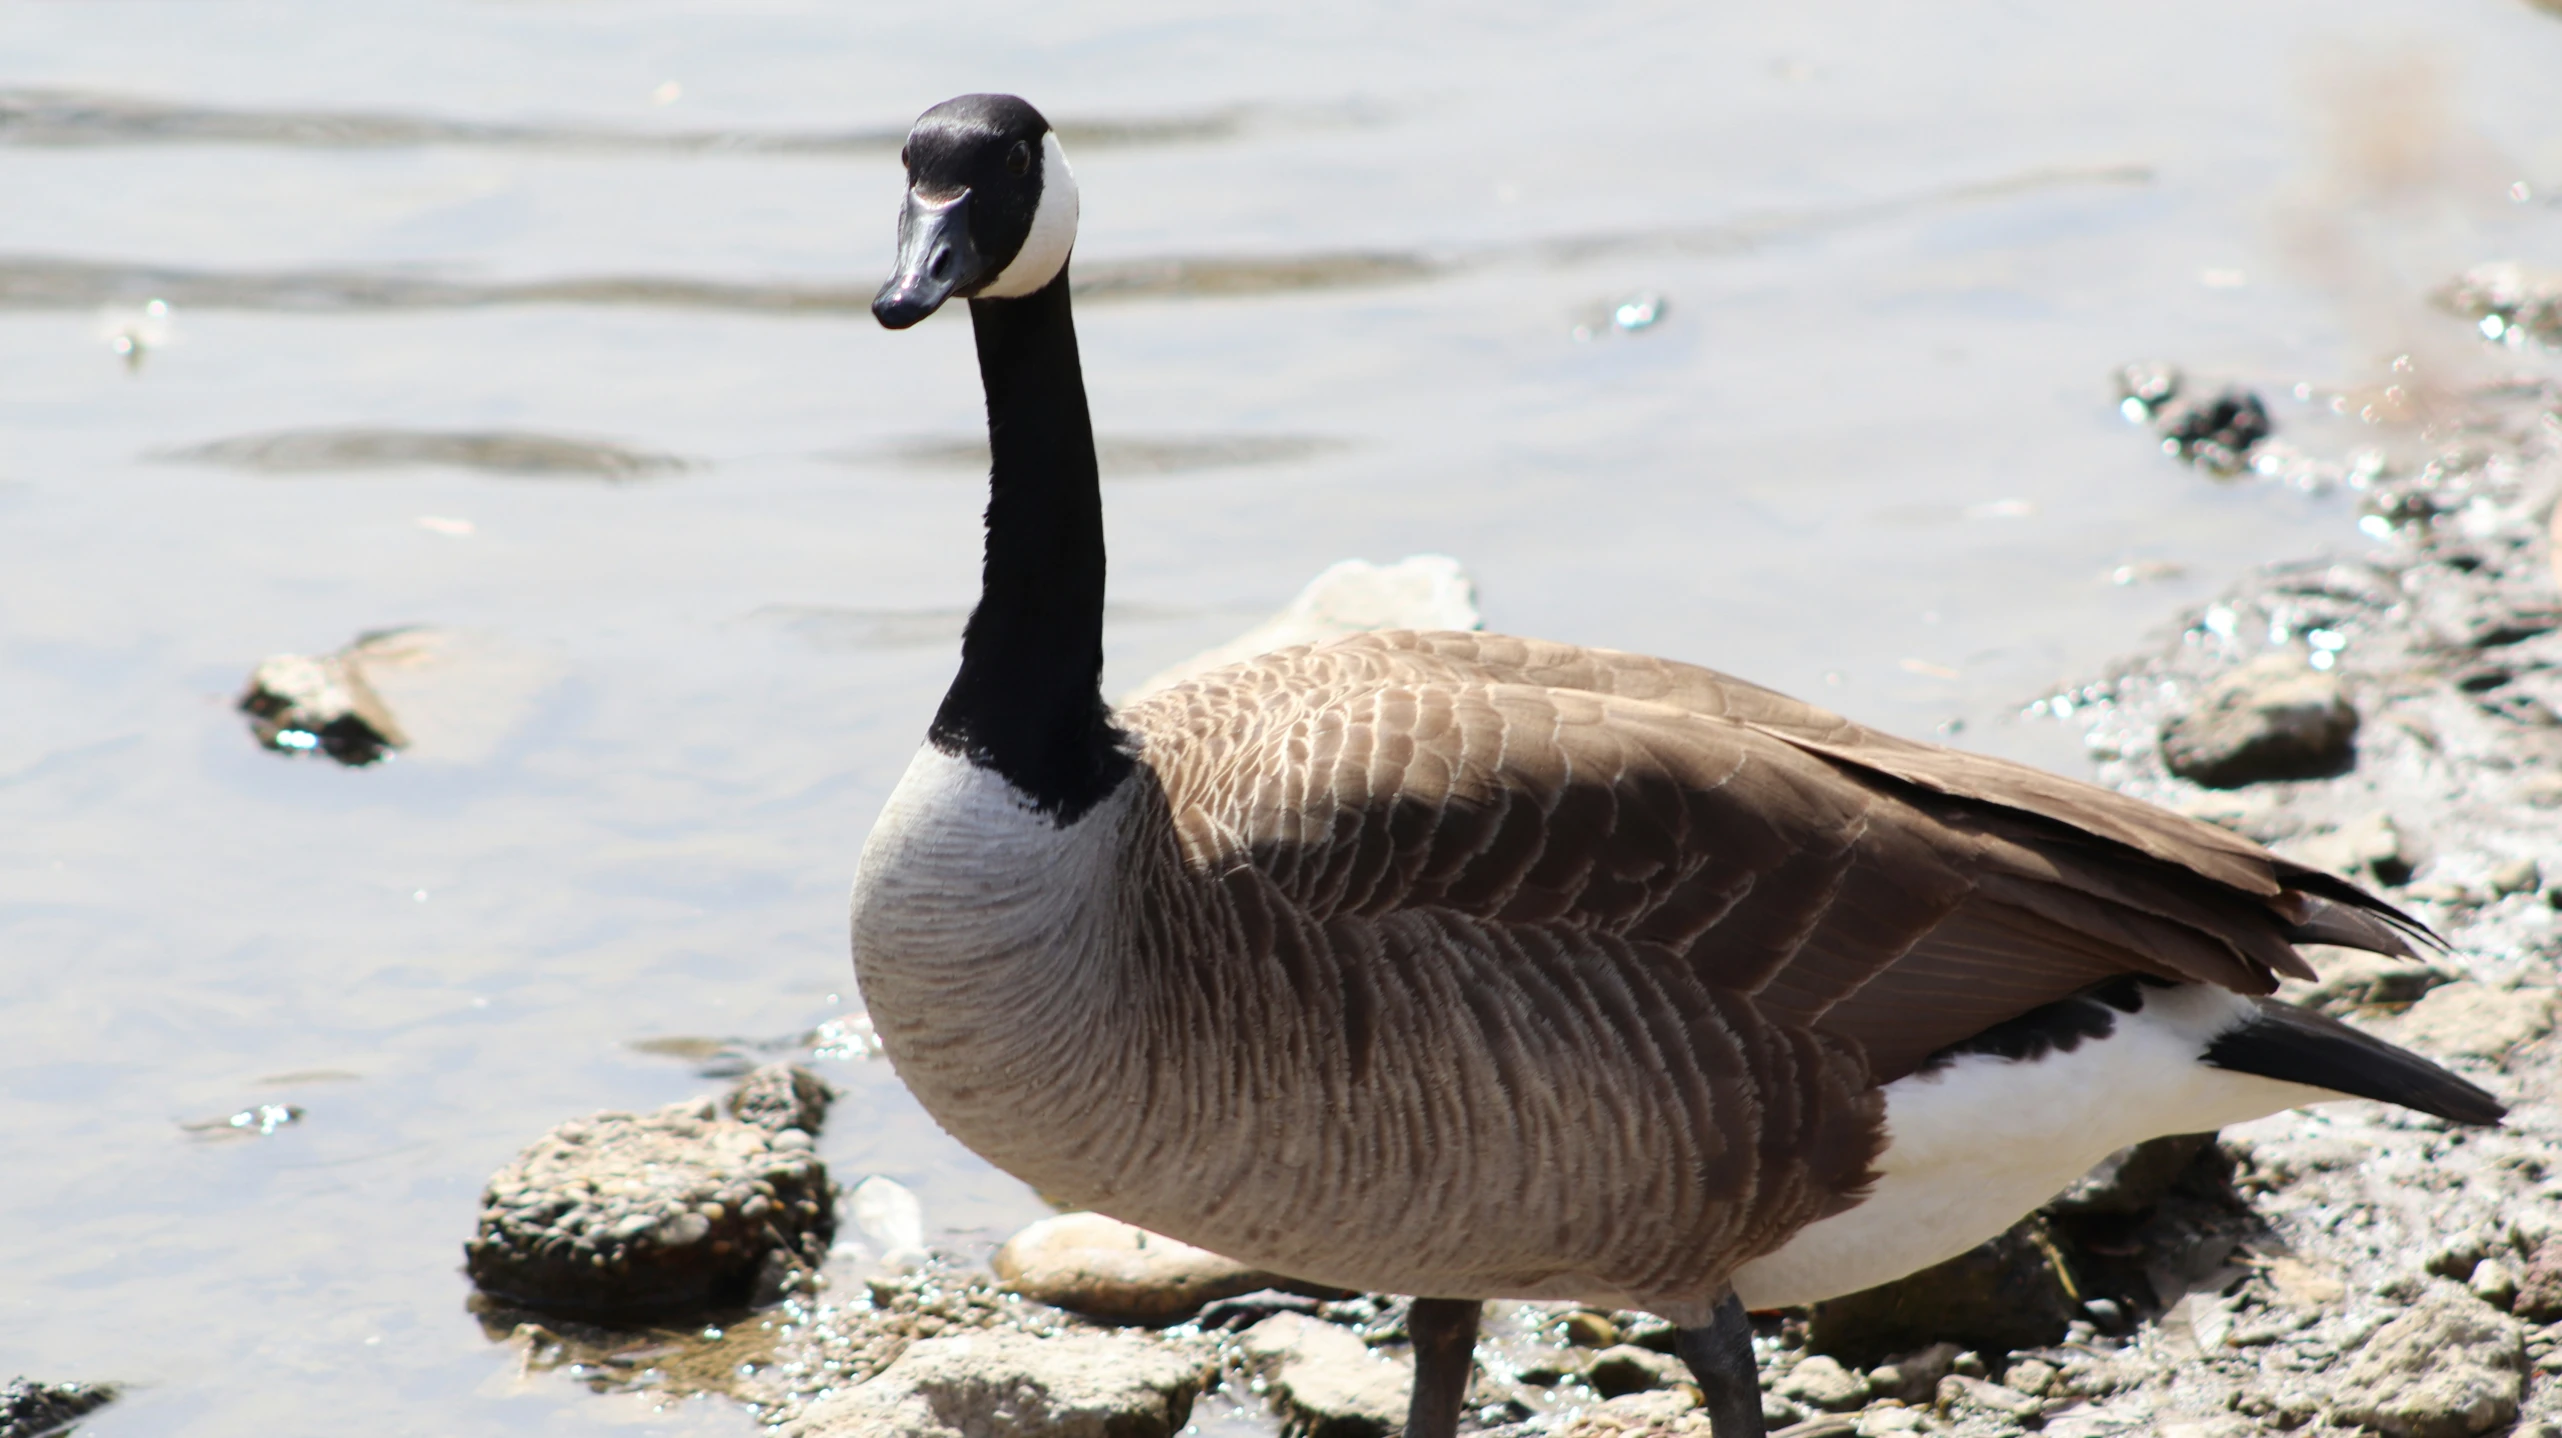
[1126,554,1481,699]
[463,1096,834,1315]
[993,1212,1294,1322]
[1237,1311,1409,1438]
[1558,1310,1618,1347]
[777,1330,1206,1438]
[725,1062,833,1134]
[2328,1283,2523,1437]
[2288,810,2411,886]
[238,646,408,764]
[2159,654,2358,788]
[2045,1133,2213,1215]
[1806,1218,2081,1364]
[1776,1355,1869,1411]
[0,1378,116,1438]
[2432,263,2562,349]
[848,1175,928,1270]
[2155,386,2275,474]
[2390,982,2557,1063]
[1584,1344,1680,1398]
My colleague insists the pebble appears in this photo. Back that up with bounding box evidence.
[2511,1239,2562,1322]
[2159,654,2359,789]
[1935,1373,2042,1422]
[1558,1310,1618,1348]
[2328,1282,2524,1438]
[2154,386,2274,474]
[2285,948,2455,1014]
[1776,1355,1869,1412]
[2472,1258,2521,1311]
[2001,1357,2058,1396]
[848,1175,928,1270]
[1236,1311,1409,1438]
[463,1096,834,1315]
[992,1211,1294,1322]
[776,1329,1207,1438]
[1583,1344,1679,1398]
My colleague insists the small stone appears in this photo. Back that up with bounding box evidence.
[1936,1374,2043,1421]
[1867,1343,1960,1403]
[1237,1312,1409,1438]
[725,1063,834,1135]
[993,1212,1297,1322]
[1585,1345,1680,1398]
[1761,1392,1805,1427]
[777,1330,1206,1438]
[2287,949,2456,1014]
[2002,1358,2058,1396]
[238,648,409,765]
[1778,1355,1870,1411]
[2154,386,2274,473]
[2329,1283,2523,1437]
[2473,1259,2521,1311]
[2392,983,2557,1063]
[2491,859,2543,896]
[1855,1406,1924,1436]
[2160,655,2357,788]
[2512,1240,2562,1322]
[1559,1310,1619,1348]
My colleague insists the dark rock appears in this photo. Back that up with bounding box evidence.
[1237,1311,1409,1438]
[2157,386,2274,474]
[725,1062,833,1135]
[0,1379,115,1438]
[2329,1282,2523,1437]
[2045,1133,2215,1216]
[463,1096,833,1316]
[776,1330,1206,1438]
[1198,1289,1328,1331]
[238,647,408,764]
[1806,1217,2082,1364]
[2159,654,2358,788]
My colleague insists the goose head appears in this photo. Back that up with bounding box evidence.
[873,94,1081,328]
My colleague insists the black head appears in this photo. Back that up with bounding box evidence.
[873,94,1080,329]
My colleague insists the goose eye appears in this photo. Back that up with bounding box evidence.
[1006,141,1032,177]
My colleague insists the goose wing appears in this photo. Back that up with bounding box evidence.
[1120,630,2419,1082]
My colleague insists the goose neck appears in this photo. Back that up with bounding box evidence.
[929,270,1130,820]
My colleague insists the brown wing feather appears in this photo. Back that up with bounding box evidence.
[1121,631,2424,1085]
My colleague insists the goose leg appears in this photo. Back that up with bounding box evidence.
[1403,1297,1481,1438]
[1674,1295,1765,1438]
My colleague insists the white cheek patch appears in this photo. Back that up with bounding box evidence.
[978,132,1079,298]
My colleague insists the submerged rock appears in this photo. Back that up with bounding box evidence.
[2327,1283,2523,1438]
[2158,654,2359,788]
[777,1330,1206,1438]
[463,1096,833,1316]
[2157,387,2275,474]
[993,1211,1291,1322]
[0,1379,116,1438]
[1237,1310,1410,1438]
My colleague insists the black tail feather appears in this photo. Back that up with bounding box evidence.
[2205,997,2505,1126]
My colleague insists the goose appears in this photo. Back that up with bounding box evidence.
[849,93,2504,1438]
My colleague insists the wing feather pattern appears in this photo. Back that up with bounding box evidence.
[1122,629,2423,1085]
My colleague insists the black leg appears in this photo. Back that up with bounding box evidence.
[1673,1295,1765,1438]
[1403,1297,1482,1438]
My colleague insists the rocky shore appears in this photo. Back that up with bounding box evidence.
[467,273,2562,1438]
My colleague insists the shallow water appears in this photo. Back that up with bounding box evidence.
[4,3,2561,1434]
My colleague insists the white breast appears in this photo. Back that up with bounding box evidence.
[1730,983,2332,1309]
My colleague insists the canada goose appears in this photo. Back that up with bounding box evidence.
[850,94,2503,1438]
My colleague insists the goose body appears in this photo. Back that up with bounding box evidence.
[850,95,2501,1438]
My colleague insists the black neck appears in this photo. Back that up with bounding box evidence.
[928,268,1131,821]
